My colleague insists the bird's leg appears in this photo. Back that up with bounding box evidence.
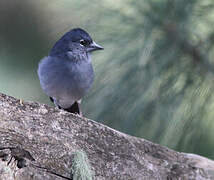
[51,97,62,109]
[77,100,83,117]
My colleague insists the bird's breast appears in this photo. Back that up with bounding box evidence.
[38,57,94,102]
[66,60,94,94]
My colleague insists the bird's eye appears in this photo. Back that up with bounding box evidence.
[79,39,88,46]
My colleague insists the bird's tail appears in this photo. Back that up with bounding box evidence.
[64,101,81,115]
[49,97,81,115]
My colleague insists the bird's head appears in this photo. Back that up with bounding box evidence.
[49,28,103,59]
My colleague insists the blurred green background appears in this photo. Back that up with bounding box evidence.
[1,0,214,159]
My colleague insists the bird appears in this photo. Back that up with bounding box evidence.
[37,28,103,115]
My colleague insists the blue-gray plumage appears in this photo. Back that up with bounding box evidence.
[38,28,103,114]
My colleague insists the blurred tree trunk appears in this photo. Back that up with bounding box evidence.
[0,93,213,180]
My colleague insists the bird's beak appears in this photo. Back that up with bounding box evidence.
[87,41,104,52]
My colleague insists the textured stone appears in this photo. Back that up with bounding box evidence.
[0,93,213,180]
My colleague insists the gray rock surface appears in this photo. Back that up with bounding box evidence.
[0,93,213,179]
